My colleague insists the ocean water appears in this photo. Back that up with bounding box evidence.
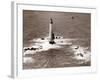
[23,38,90,69]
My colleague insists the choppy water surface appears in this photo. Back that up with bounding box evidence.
[23,38,90,69]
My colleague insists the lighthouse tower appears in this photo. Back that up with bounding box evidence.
[49,18,55,44]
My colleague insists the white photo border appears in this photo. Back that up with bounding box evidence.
[12,2,97,78]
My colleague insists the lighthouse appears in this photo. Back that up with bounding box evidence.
[49,18,55,44]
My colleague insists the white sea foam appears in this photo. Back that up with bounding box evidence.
[24,38,90,63]
[71,45,90,62]
[24,38,72,54]
[23,57,34,63]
